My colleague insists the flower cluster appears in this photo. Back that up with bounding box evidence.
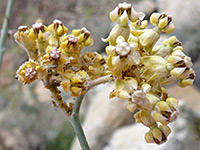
[103,2,195,144]
[15,20,109,113]
[15,2,196,145]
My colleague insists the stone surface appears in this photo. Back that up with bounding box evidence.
[167,85,200,117]
[193,60,200,89]
[0,128,29,150]
[71,83,134,150]
[134,0,157,18]
[102,124,165,150]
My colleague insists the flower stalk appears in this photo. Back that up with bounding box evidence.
[70,95,90,150]
[50,86,90,150]
[0,0,15,71]
[49,75,114,150]
[86,74,113,90]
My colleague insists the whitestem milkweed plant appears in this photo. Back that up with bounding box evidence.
[14,2,196,149]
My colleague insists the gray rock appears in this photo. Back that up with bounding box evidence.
[0,128,29,150]
[134,0,157,18]
[193,60,200,89]
[167,85,200,118]
[102,124,165,150]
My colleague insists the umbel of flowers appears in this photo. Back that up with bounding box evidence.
[15,2,195,145]
[103,2,195,144]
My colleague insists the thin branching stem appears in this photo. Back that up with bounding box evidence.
[86,74,113,90]
[70,95,90,150]
[0,0,15,71]
[50,86,89,150]
[49,74,113,150]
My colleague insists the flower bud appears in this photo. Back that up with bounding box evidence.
[16,59,42,84]
[152,112,167,124]
[173,46,183,51]
[116,35,125,44]
[71,76,83,84]
[119,90,131,99]
[179,68,190,79]
[145,131,155,143]
[109,7,119,22]
[139,29,160,50]
[156,101,171,112]
[172,49,185,57]
[178,69,195,87]
[105,46,116,55]
[134,110,156,127]
[120,11,129,26]
[170,67,186,77]
[126,103,136,112]
[84,37,93,47]
[164,22,175,34]
[150,13,160,25]
[152,128,162,141]
[181,79,194,86]
[140,20,148,29]
[167,36,178,45]
[166,97,178,109]
[146,92,160,105]
[158,17,168,29]
[160,125,171,137]
[145,125,171,145]
[28,28,37,40]
[184,56,193,68]
[141,83,151,93]
[152,46,170,57]
[112,56,121,67]
[130,7,138,22]
[153,98,178,124]
[167,55,183,64]
[127,78,138,90]
[141,56,168,81]
[57,25,63,35]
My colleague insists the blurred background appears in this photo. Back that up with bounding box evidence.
[0,0,200,150]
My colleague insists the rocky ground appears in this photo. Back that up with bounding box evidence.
[0,0,200,150]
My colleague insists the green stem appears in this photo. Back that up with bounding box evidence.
[49,86,89,150]
[86,74,113,90]
[0,0,15,71]
[70,95,90,150]
[49,75,113,150]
